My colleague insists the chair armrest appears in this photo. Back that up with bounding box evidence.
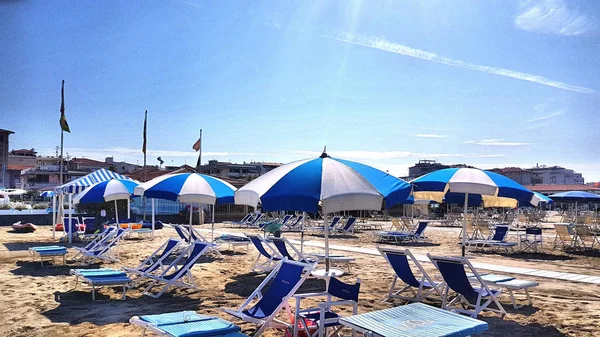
[317,299,356,308]
[293,292,328,299]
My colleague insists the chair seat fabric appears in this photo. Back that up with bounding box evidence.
[140,312,244,337]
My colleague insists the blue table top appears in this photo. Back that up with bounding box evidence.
[339,303,488,337]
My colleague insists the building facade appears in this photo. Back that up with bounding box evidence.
[404,160,474,181]
[198,160,281,180]
[7,149,37,189]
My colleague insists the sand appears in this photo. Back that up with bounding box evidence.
[0,220,599,337]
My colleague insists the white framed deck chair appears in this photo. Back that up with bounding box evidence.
[243,213,264,228]
[334,217,357,234]
[76,228,129,265]
[377,247,443,303]
[122,238,182,279]
[293,276,361,337]
[574,225,600,250]
[141,241,211,298]
[269,236,316,264]
[305,216,342,233]
[130,311,249,337]
[70,268,132,301]
[226,213,253,226]
[465,273,539,309]
[284,214,305,231]
[73,226,116,256]
[553,223,576,249]
[427,253,506,318]
[246,234,283,272]
[222,258,317,337]
[465,225,516,252]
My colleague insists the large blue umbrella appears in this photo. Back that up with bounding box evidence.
[549,191,600,223]
[412,167,537,255]
[73,178,139,224]
[135,173,237,238]
[533,192,553,204]
[235,151,412,273]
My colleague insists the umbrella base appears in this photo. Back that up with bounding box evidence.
[311,268,344,278]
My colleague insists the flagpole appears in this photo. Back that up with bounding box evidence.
[196,129,202,170]
[143,110,148,220]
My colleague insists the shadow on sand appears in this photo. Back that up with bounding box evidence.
[481,316,567,336]
[223,271,326,298]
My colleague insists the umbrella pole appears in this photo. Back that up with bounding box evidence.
[211,204,215,241]
[114,199,119,225]
[68,193,73,244]
[189,205,193,240]
[324,212,330,272]
[575,201,578,224]
[52,194,56,239]
[151,198,155,239]
[300,211,305,254]
[127,198,130,221]
[462,193,468,257]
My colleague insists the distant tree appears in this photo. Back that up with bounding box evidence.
[108,165,117,172]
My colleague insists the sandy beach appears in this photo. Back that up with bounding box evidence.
[1,221,599,337]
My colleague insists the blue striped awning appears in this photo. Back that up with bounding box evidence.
[54,168,136,195]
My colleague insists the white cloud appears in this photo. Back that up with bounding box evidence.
[515,0,598,36]
[414,134,446,138]
[465,139,530,146]
[316,31,597,94]
[526,110,564,123]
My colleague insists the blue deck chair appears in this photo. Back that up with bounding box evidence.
[227,213,253,227]
[334,217,357,234]
[141,241,211,298]
[74,226,116,255]
[427,253,506,318]
[244,213,264,228]
[29,245,68,266]
[269,237,316,264]
[70,268,132,301]
[222,258,317,337]
[284,214,304,231]
[378,247,443,303]
[173,224,193,244]
[130,311,249,337]
[294,276,361,337]
[466,225,517,252]
[63,217,85,241]
[306,216,342,233]
[76,228,128,265]
[246,234,282,272]
[122,238,182,278]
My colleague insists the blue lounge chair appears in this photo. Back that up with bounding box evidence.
[373,221,429,244]
[70,268,132,301]
[294,277,361,337]
[246,234,282,272]
[122,238,182,278]
[334,217,357,234]
[76,228,128,265]
[284,214,305,231]
[269,237,316,264]
[130,311,249,337]
[141,241,211,298]
[222,258,317,337]
[427,253,506,318]
[466,225,517,252]
[306,216,342,233]
[226,213,253,227]
[74,226,116,254]
[378,247,443,303]
[29,245,68,266]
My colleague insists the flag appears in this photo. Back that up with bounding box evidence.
[192,137,201,151]
[59,80,71,133]
[142,110,147,154]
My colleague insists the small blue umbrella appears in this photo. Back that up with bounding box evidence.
[73,178,139,224]
[134,173,237,238]
[40,191,54,199]
[533,192,553,204]
[549,191,600,223]
[412,167,537,255]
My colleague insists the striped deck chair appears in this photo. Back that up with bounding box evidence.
[122,238,182,279]
[222,258,317,337]
[333,217,357,234]
[269,237,315,264]
[246,234,282,272]
[378,247,443,303]
[76,228,128,265]
[428,254,506,318]
[141,241,211,298]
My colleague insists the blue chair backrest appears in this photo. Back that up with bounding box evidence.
[342,217,356,231]
[491,225,509,241]
[526,227,542,235]
[272,239,294,261]
[249,237,274,259]
[281,214,293,225]
[413,221,428,237]
[329,216,341,229]
[83,218,96,233]
[162,242,208,280]
[63,218,80,233]
[174,225,191,243]
[328,277,360,302]
[435,258,478,300]
[385,251,421,288]
[243,261,305,318]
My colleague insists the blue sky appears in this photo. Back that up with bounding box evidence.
[1,0,599,181]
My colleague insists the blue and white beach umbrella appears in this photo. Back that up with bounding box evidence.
[40,191,54,199]
[73,178,139,223]
[412,167,537,255]
[134,173,237,238]
[235,153,411,214]
[235,151,411,273]
[549,191,600,223]
[533,192,553,204]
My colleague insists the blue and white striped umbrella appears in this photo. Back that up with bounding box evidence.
[549,191,600,202]
[73,179,139,204]
[412,168,538,208]
[134,173,236,205]
[235,153,412,214]
[40,191,54,198]
[412,167,536,256]
[533,191,553,204]
[54,168,134,195]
